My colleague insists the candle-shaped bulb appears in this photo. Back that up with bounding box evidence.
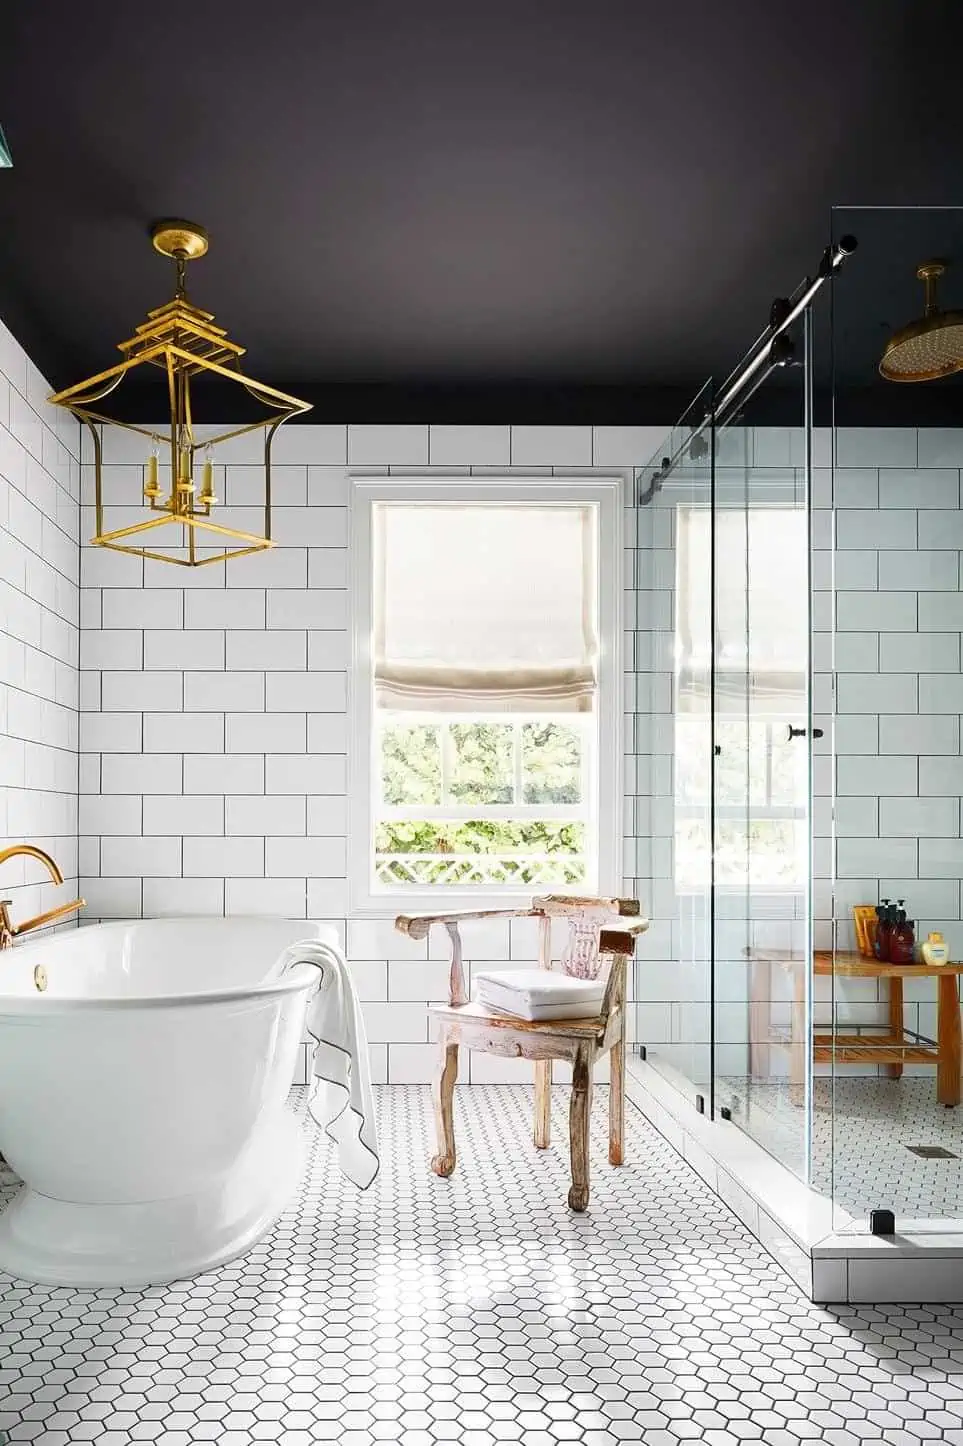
[199,446,217,505]
[144,439,161,499]
[176,448,194,493]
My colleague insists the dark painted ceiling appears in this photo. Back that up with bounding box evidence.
[1,0,962,423]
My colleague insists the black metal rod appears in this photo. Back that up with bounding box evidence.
[637,342,791,505]
[637,235,857,505]
[713,236,856,420]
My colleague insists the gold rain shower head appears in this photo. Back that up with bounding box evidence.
[879,260,963,382]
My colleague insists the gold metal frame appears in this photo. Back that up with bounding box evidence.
[49,220,312,566]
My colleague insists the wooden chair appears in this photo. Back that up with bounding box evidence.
[395,894,647,1211]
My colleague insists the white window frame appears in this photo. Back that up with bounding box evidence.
[348,474,623,916]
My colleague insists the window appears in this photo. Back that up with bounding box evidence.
[350,477,622,913]
[674,505,808,890]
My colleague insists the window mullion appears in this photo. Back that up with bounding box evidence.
[440,721,452,805]
[513,718,524,805]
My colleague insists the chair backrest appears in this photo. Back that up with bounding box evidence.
[396,893,644,1010]
[533,895,641,981]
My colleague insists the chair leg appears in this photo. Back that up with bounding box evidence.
[431,1041,459,1178]
[568,1047,592,1211]
[534,1059,552,1149]
[609,1037,625,1167]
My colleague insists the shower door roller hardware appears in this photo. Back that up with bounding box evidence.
[695,1093,706,1115]
[786,725,824,741]
[713,744,722,756]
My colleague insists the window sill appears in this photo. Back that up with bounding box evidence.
[348,887,551,919]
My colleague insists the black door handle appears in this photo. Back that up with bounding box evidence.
[786,725,824,741]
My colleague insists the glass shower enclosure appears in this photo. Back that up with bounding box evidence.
[630,211,963,1236]
[628,247,841,1189]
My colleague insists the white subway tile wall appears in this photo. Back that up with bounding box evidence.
[78,426,638,1083]
[815,434,963,1066]
[4,401,950,1086]
[0,319,80,932]
[630,428,963,1079]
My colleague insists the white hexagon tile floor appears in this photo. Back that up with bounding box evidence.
[3,1085,963,1445]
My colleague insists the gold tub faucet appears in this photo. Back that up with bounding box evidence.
[0,844,85,950]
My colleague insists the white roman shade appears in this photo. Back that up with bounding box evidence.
[676,506,807,714]
[373,502,597,712]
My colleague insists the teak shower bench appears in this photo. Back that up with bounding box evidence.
[748,947,963,1107]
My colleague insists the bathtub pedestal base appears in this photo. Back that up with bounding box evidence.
[0,1110,306,1288]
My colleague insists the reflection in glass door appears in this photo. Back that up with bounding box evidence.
[711,385,813,1179]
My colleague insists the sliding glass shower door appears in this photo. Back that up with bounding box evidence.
[630,364,815,1184]
[712,378,813,1180]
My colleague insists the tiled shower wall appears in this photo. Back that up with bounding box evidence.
[817,426,963,1058]
[77,422,664,1084]
[0,321,80,926]
[632,424,963,1078]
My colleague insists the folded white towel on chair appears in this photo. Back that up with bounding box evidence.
[473,967,606,1021]
[279,939,379,1189]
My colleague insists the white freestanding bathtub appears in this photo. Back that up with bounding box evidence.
[0,917,328,1288]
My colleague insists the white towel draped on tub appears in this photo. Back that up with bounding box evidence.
[279,940,379,1189]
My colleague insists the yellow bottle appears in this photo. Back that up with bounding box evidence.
[921,931,949,966]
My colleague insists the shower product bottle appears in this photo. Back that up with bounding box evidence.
[890,916,915,965]
[875,901,893,962]
[874,902,886,960]
[921,931,949,966]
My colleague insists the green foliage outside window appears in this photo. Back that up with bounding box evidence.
[376,718,588,884]
[380,724,441,805]
[521,722,581,803]
[375,820,584,856]
[449,723,513,804]
[379,720,583,810]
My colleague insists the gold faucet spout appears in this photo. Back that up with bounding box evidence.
[0,844,82,948]
[0,844,64,885]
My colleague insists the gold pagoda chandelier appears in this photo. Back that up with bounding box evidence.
[49,220,311,566]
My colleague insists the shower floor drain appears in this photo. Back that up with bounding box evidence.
[905,1144,959,1159]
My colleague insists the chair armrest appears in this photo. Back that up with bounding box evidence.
[599,918,649,957]
[532,894,641,918]
[395,907,539,942]
[595,919,649,1018]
